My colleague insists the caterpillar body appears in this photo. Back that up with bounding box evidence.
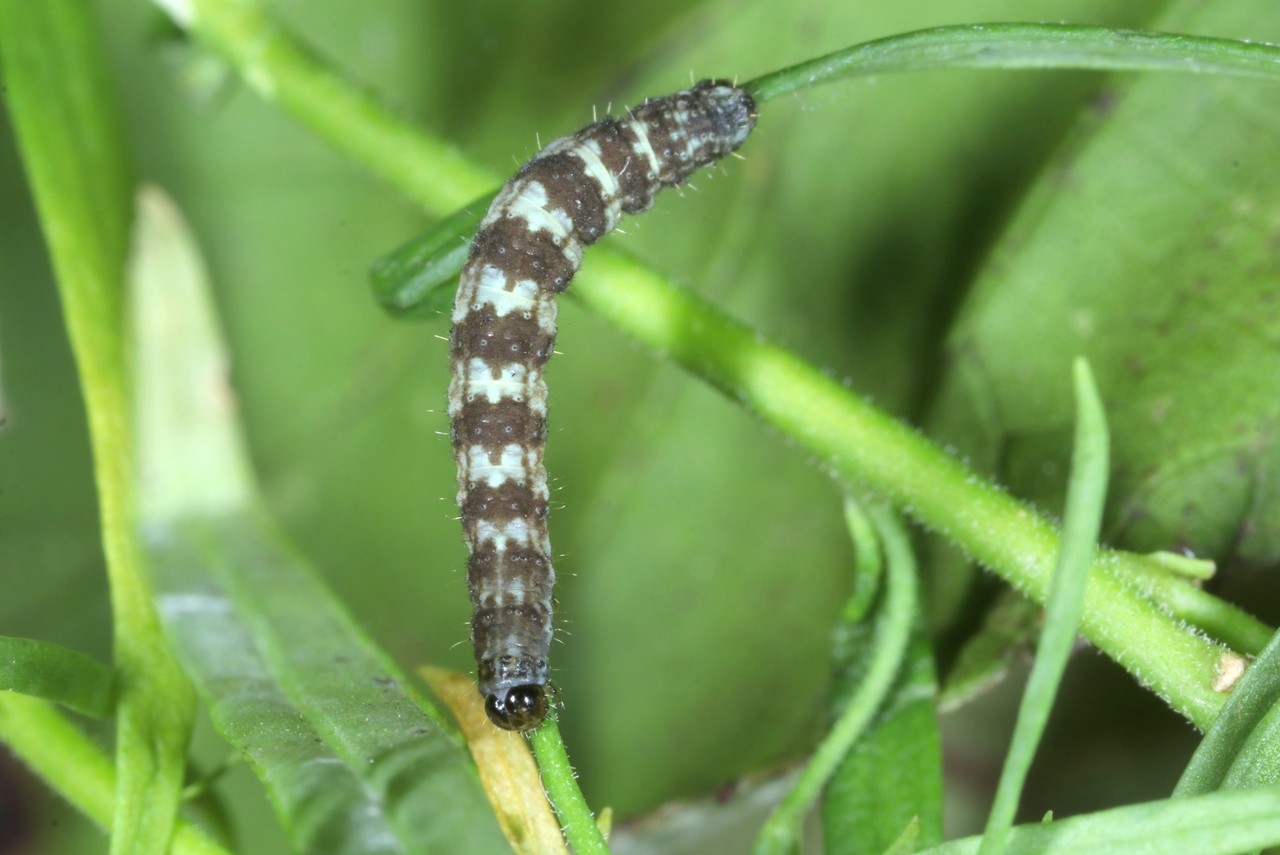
[448,80,757,730]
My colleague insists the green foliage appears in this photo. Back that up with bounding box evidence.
[0,1,194,851]
[979,360,1109,855]
[0,637,114,717]
[1177,629,1280,796]
[128,186,505,853]
[817,504,943,855]
[929,3,1280,567]
[919,784,1280,854]
[3,0,1280,852]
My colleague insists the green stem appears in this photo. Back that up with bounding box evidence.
[0,2,195,850]
[745,23,1280,102]
[528,713,611,854]
[1103,555,1274,656]
[0,694,229,855]
[570,250,1229,729]
[171,0,494,212]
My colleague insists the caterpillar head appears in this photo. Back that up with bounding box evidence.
[485,684,548,731]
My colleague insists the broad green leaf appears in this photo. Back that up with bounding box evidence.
[930,0,1280,570]
[0,2,195,851]
[0,636,114,717]
[129,186,507,853]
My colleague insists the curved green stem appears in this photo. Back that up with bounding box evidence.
[165,0,495,212]
[755,503,917,855]
[529,713,611,854]
[572,247,1232,728]
[0,694,229,855]
[1,2,195,851]
[745,23,1280,102]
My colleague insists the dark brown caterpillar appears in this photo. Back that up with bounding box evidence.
[448,80,756,730]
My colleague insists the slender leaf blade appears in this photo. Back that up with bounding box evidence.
[0,636,114,717]
[756,505,921,854]
[919,785,1280,855]
[978,359,1109,855]
[821,499,942,854]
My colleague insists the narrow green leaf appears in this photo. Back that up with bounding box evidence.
[918,785,1280,855]
[370,193,493,319]
[1222,694,1280,790]
[0,636,114,717]
[746,23,1280,103]
[881,819,923,855]
[1,3,195,852]
[756,504,919,855]
[820,498,942,854]
[979,359,1110,855]
[129,186,507,853]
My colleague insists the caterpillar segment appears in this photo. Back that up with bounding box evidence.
[449,80,757,730]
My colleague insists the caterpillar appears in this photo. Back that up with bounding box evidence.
[448,80,757,731]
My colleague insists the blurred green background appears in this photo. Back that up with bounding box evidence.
[4,0,1279,852]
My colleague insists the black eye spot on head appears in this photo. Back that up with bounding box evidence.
[485,685,548,731]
